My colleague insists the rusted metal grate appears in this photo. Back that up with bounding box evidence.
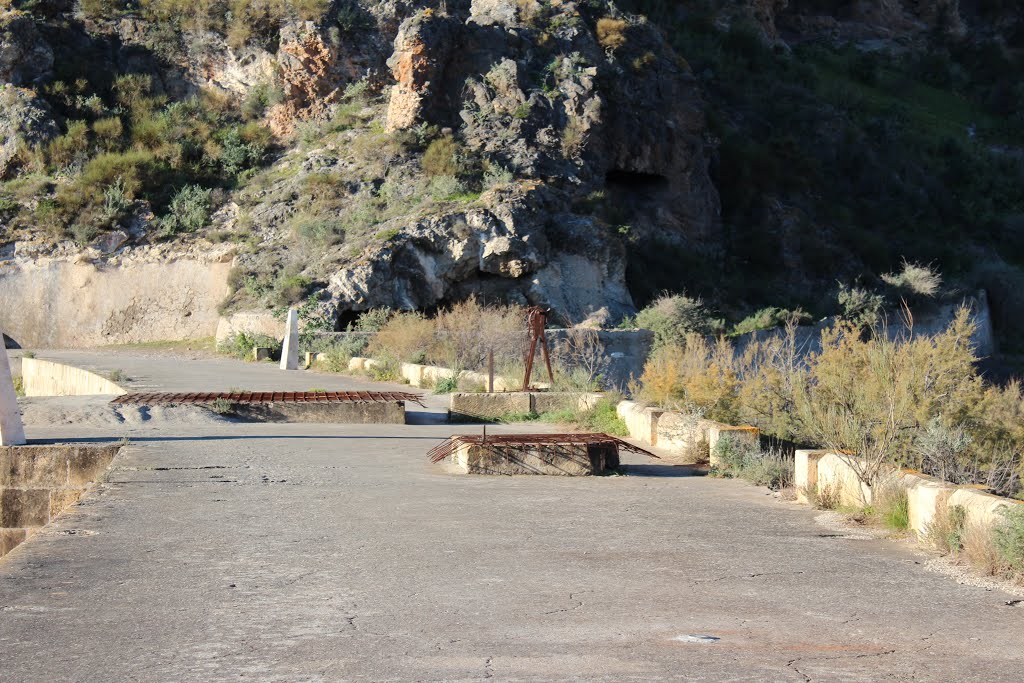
[427,432,659,464]
[110,391,426,407]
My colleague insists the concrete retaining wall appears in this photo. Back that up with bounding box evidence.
[0,256,232,348]
[1,443,121,557]
[793,450,1024,538]
[615,400,758,464]
[21,357,126,397]
[228,400,405,424]
[449,392,603,422]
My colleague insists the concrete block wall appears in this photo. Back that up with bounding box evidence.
[793,451,1024,539]
[615,401,759,465]
[21,358,126,397]
[448,392,603,422]
[0,444,121,557]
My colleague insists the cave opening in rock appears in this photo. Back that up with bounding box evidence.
[605,169,669,195]
[335,310,362,332]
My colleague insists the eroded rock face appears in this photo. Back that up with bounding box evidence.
[0,86,58,178]
[0,11,53,86]
[384,12,456,132]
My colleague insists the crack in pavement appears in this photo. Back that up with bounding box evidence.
[786,648,898,682]
[542,591,587,615]
[692,570,805,587]
[483,656,493,679]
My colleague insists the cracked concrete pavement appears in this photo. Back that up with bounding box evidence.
[1,352,1023,681]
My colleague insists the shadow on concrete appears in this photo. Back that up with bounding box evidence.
[621,464,705,478]
[405,411,450,425]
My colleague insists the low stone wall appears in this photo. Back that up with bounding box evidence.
[794,450,1024,538]
[615,400,758,464]
[449,392,601,422]
[227,400,405,424]
[347,358,544,391]
[21,357,126,397]
[1,443,121,558]
[450,440,619,476]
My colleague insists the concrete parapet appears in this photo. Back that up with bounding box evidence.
[948,487,1023,530]
[616,401,662,445]
[227,400,405,424]
[401,363,426,386]
[21,357,126,397]
[0,443,120,557]
[816,453,872,508]
[348,357,366,372]
[655,415,726,464]
[450,441,619,476]
[449,392,532,421]
[794,450,829,504]
[904,472,956,536]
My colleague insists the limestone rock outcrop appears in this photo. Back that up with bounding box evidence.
[0,86,58,179]
[0,10,53,86]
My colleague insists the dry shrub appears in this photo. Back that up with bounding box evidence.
[809,481,840,510]
[736,320,808,442]
[797,308,981,493]
[553,328,608,390]
[596,17,628,50]
[962,522,1006,577]
[429,297,526,372]
[926,500,967,555]
[367,311,435,364]
[637,334,739,422]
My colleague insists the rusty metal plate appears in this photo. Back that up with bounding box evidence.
[110,391,426,407]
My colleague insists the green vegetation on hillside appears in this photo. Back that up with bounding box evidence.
[623,1,1024,345]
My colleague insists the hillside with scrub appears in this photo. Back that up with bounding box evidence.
[2,0,1023,351]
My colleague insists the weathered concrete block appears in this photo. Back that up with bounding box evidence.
[449,392,532,421]
[817,453,872,508]
[21,357,126,397]
[948,487,1022,529]
[616,401,662,445]
[227,400,405,424]
[0,446,67,487]
[452,441,619,475]
[66,445,121,487]
[348,357,366,372]
[0,343,26,446]
[655,414,720,464]
[794,450,828,504]
[401,363,426,387]
[1,488,50,527]
[904,473,956,536]
[0,528,27,557]
[49,489,82,519]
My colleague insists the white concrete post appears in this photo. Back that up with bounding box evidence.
[280,308,299,371]
[0,343,27,445]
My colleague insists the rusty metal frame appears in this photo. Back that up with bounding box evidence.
[522,306,555,390]
[427,432,659,464]
[110,391,426,407]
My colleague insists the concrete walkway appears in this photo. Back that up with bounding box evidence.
[2,352,1023,681]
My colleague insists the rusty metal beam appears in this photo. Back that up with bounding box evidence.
[110,391,426,407]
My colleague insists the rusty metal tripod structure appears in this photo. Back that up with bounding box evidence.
[522,306,555,391]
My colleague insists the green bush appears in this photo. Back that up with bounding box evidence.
[994,505,1024,575]
[293,215,345,246]
[160,185,212,236]
[218,331,281,360]
[433,375,459,394]
[635,293,724,348]
[422,136,463,177]
[710,433,793,490]
[731,307,810,336]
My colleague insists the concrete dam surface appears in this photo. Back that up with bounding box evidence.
[0,352,1022,681]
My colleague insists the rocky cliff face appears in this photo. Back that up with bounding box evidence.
[1,0,720,331]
